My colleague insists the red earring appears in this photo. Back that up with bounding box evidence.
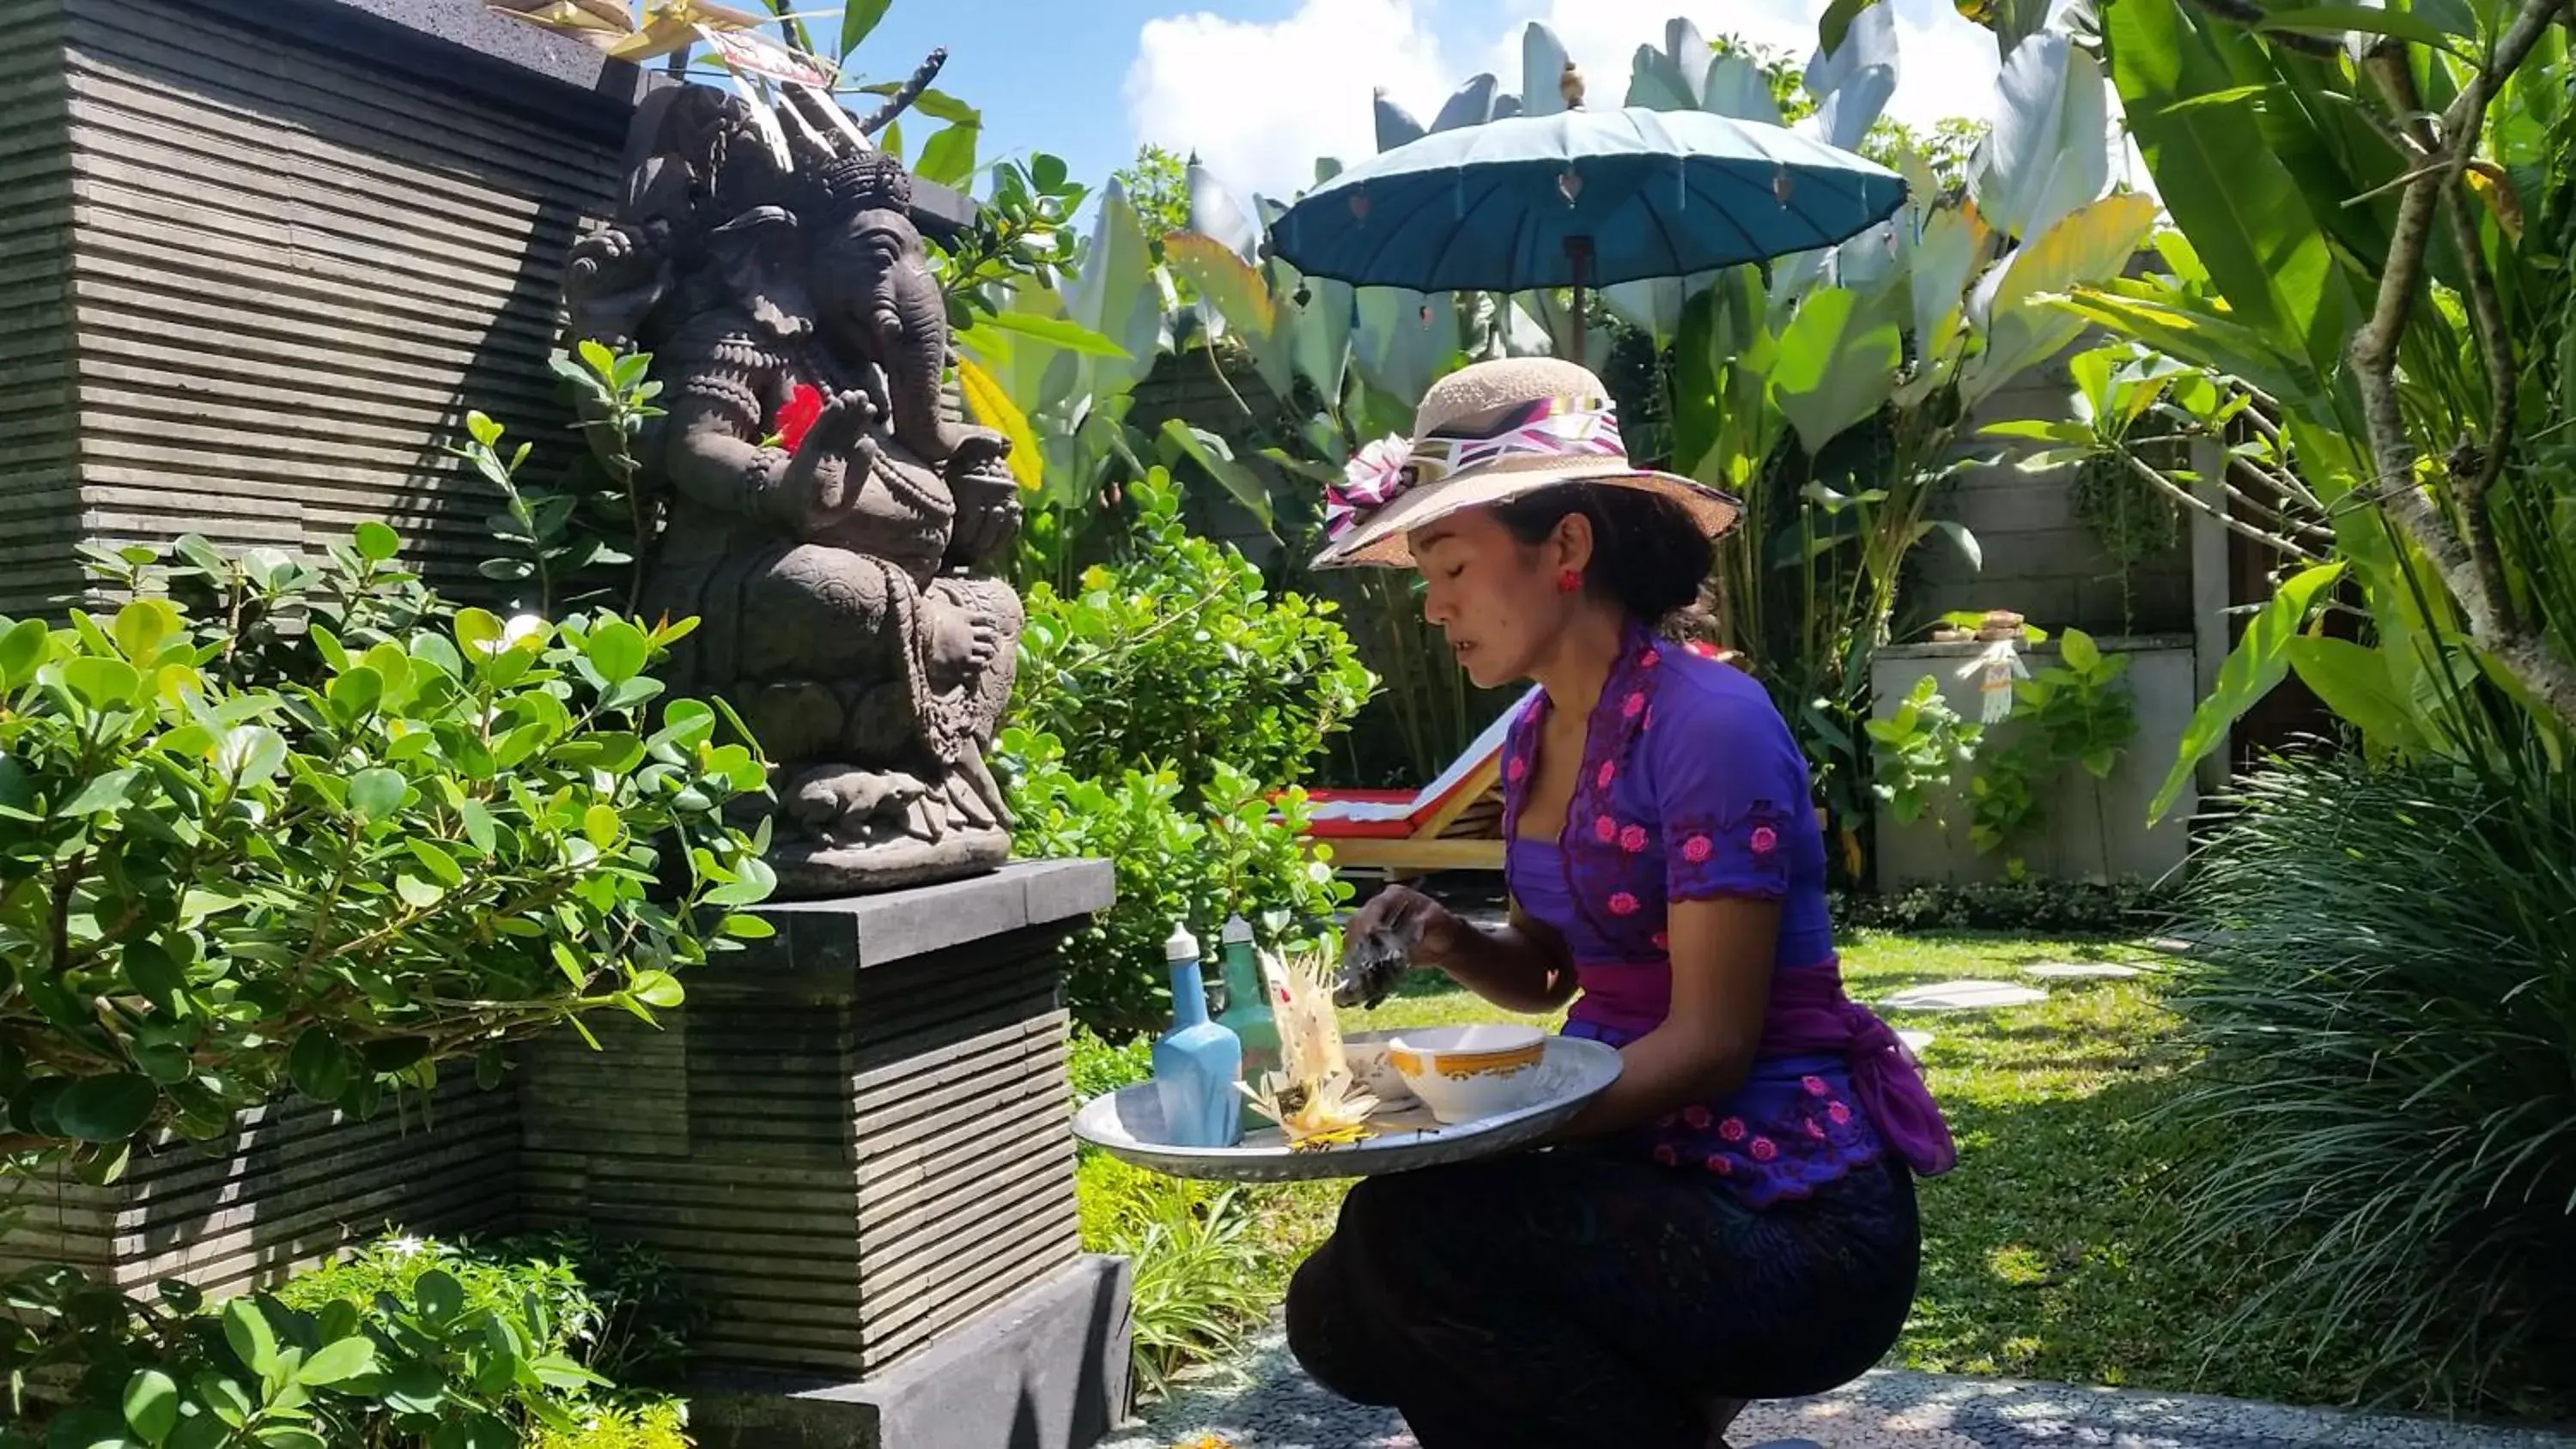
[1557,568,1583,594]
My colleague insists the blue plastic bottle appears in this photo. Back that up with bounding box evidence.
[1152,924,1244,1148]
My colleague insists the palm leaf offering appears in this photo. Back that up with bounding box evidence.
[1236,949,1382,1149]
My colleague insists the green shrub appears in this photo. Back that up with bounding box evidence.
[1012,471,1374,804]
[1068,1028,1153,1105]
[530,1397,690,1449]
[2163,749,2576,1416]
[1075,1151,1267,1402]
[2,531,773,1175]
[2,1229,698,1446]
[1833,876,2175,937]
[1001,729,1350,1036]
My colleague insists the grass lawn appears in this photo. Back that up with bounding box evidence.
[1141,929,2352,1407]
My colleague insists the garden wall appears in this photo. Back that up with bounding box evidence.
[1869,635,2196,886]
[0,0,643,606]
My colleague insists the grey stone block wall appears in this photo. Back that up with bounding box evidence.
[1907,346,2196,640]
[1869,636,2197,887]
[0,1074,519,1301]
[0,0,643,608]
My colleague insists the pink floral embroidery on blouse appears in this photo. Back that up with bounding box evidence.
[1619,823,1649,853]
[1683,1104,1712,1130]
[1622,691,1645,719]
[1804,1119,1828,1140]
[1640,649,1661,669]
[1749,825,1780,856]
[1803,1076,1830,1097]
[1595,815,1617,843]
[1653,1143,1677,1167]
[1749,1137,1778,1162]
[1828,1101,1853,1125]
[1596,761,1617,790]
[1705,1154,1733,1175]
[1608,891,1641,917]
[1718,1117,1747,1143]
[1650,931,1669,951]
[1506,756,1527,782]
[1682,835,1713,864]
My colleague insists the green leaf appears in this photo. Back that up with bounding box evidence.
[914,121,981,189]
[972,307,1131,359]
[216,726,289,788]
[395,874,445,910]
[722,912,778,940]
[352,520,402,561]
[252,1430,325,1449]
[585,619,649,685]
[2149,559,2347,822]
[59,767,143,817]
[629,969,686,1009]
[349,767,406,823]
[0,616,50,687]
[459,800,498,856]
[64,655,142,710]
[295,1335,377,1388]
[222,1298,282,1379]
[1157,420,1273,532]
[581,803,622,848]
[454,608,505,657]
[123,1368,179,1444]
[1818,0,1881,55]
[2060,627,2101,672]
[124,942,189,1009]
[2256,3,2470,52]
[287,1029,350,1103]
[414,1270,465,1324]
[838,0,892,58]
[112,599,180,661]
[326,666,383,721]
[2287,634,2423,750]
[957,358,1042,494]
[1768,288,1901,456]
[53,1076,155,1142]
[406,838,465,888]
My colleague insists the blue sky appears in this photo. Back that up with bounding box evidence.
[818,0,2038,206]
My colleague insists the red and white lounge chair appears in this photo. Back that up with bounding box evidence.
[1296,689,1537,877]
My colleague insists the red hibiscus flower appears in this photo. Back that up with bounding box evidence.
[775,383,826,453]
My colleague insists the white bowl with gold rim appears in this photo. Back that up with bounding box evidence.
[1387,1023,1550,1125]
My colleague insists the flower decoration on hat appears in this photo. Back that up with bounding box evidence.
[1326,434,1415,539]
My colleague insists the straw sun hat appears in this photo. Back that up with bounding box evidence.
[1309,357,1743,571]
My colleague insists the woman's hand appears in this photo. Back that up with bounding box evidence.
[1353,885,1464,964]
[1333,885,1462,1008]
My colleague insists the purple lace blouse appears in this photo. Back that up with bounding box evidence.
[1502,625,1956,1207]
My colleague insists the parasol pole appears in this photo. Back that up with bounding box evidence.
[1565,235,1591,368]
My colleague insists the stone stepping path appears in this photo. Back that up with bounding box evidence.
[1875,980,2050,1012]
[2021,961,2147,980]
[1107,1328,2576,1448]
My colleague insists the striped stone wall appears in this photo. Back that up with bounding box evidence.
[518,861,1110,1380]
[0,0,82,619]
[0,1075,519,1302]
[4,0,641,606]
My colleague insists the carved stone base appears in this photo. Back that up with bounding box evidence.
[767,827,1012,900]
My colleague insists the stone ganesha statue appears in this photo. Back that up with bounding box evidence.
[560,83,1023,896]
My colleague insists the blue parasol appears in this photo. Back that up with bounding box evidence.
[1267,99,1908,364]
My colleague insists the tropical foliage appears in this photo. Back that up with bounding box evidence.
[3,1229,699,1447]
[5,533,770,1177]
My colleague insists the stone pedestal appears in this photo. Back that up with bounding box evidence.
[514,859,1129,1449]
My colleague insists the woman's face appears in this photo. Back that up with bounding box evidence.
[1407,506,1584,689]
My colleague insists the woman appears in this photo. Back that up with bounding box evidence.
[1287,358,1956,1449]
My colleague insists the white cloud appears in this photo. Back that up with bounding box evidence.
[1125,0,1455,203]
[1124,0,2140,206]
